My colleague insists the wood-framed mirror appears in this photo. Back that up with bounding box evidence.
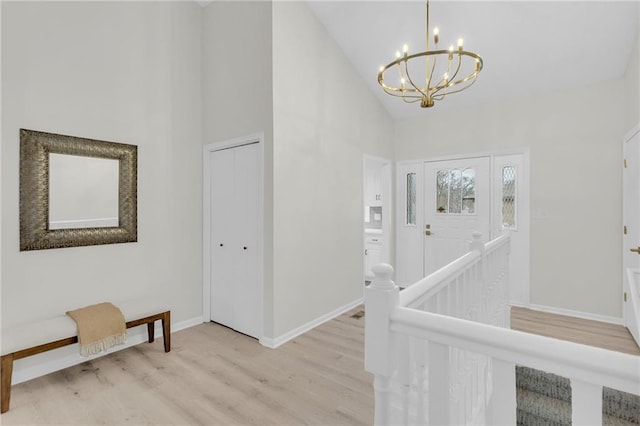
[20,129,137,251]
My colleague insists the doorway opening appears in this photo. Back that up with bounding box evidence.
[363,155,392,283]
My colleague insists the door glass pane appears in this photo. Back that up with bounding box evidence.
[406,173,416,225]
[461,168,475,214]
[436,170,449,213]
[449,169,462,214]
[436,167,476,215]
[502,165,516,228]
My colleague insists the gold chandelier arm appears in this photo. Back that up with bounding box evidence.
[403,60,429,99]
[382,86,422,99]
[402,97,422,104]
[433,75,479,100]
[446,54,464,88]
[452,68,481,86]
[426,53,438,92]
[431,53,463,97]
[395,61,407,90]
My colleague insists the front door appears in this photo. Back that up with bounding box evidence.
[424,157,491,275]
[623,126,640,344]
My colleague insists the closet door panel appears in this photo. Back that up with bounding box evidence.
[210,148,235,328]
[233,144,260,338]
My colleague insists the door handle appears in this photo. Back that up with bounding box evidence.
[425,230,432,236]
[365,249,368,256]
[631,247,640,254]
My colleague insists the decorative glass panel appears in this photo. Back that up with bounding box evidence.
[436,168,476,215]
[461,168,475,214]
[436,170,449,213]
[406,173,416,225]
[502,166,516,228]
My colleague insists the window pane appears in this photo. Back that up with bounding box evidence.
[436,170,449,213]
[406,173,416,225]
[436,167,477,215]
[449,169,462,214]
[461,168,475,214]
[502,166,516,228]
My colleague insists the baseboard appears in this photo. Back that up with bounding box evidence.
[260,298,363,349]
[11,316,203,385]
[526,303,623,325]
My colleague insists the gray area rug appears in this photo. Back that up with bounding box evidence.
[516,366,640,425]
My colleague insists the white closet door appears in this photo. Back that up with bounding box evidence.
[232,144,260,338]
[210,143,260,339]
[211,148,235,328]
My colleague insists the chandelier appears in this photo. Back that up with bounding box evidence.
[377,1,483,108]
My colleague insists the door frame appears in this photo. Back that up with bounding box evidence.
[203,133,264,343]
[622,123,640,344]
[363,155,392,281]
[396,149,530,305]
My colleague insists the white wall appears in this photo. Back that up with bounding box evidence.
[272,2,394,337]
[624,26,639,131]
[1,0,203,344]
[202,1,275,337]
[395,78,627,318]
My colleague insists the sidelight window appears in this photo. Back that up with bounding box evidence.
[406,173,416,225]
[501,165,517,228]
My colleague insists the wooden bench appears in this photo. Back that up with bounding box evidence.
[1,300,171,414]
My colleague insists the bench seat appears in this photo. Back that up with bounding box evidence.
[1,300,170,413]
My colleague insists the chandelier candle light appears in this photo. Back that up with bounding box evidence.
[377,1,483,108]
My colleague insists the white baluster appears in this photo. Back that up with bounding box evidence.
[486,358,516,425]
[572,379,603,425]
[414,339,427,424]
[396,334,411,425]
[365,263,399,425]
[428,341,450,425]
[469,232,487,323]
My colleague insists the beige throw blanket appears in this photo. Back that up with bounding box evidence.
[66,302,126,357]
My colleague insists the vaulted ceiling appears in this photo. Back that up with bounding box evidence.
[307,1,639,119]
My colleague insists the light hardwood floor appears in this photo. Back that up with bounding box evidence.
[511,306,640,356]
[2,306,373,425]
[3,306,638,425]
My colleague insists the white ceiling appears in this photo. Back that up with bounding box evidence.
[307,1,639,119]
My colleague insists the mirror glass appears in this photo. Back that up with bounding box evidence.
[49,153,119,229]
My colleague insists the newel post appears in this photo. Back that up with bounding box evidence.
[365,263,399,426]
[469,231,485,254]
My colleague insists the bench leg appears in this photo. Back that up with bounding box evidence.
[162,311,171,352]
[147,322,155,343]
[1,354,14,414]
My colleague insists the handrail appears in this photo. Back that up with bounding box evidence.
[399,231,510,309]
[484,232,509,251]
[399,250,479,307]
[390,307,640,396]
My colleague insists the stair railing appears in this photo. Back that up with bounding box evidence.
[365,230,640,425]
